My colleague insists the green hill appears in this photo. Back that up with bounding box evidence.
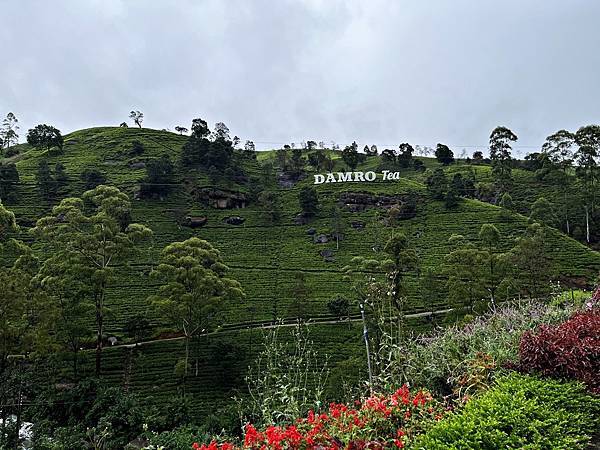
[2,126,599,416]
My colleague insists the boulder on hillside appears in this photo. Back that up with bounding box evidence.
[306,227,316,235]
[184,216,208,228]
[224,216,245,225]
[351,221,366,230]
[314,234,329,244]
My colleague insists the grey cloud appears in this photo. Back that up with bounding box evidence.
[2,0,600,155]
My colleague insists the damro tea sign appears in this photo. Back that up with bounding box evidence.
[313,170,401,184]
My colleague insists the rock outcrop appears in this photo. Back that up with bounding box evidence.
[192,188,247,209]
[277,171,306,188]
[339,192,413,212]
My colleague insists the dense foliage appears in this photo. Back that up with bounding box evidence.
[519,308,600,393]
[376,298,579,398]
[414,374,600,449]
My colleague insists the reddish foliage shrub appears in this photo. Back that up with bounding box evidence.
[519,309,600,393]
[592,285,600,304]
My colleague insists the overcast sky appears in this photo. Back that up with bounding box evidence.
[2,0,600,155]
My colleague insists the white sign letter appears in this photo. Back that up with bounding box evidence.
[337,172,353,182]
[354,172,365,181]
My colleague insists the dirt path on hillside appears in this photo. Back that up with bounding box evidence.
[108,307,459,350]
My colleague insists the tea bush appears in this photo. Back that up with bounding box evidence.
[413,373,600,449]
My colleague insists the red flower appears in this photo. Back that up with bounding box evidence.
[394,439,405,448]
[265,426,284,450]
[244,424,264,448]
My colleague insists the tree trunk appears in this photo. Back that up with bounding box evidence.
[586,205,590,244]
[359,302,373,394]
[564,189,570,235]
[0,379,5,444]
[73,348,79,380]
[183,335,189,396]
[95,289,105,377]
[14,375,22,450]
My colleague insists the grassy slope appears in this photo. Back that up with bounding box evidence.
[3,127,600,415]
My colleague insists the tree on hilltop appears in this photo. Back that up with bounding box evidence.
[435,143,454,165]
[129,110,144,128]
[398,143,414,168]
[489,126,517,189]
[341,141,365,170]
[182,118,235,175]
[0,112,19,152]
[27,124,63,152]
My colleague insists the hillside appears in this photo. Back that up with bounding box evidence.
[2,126,599,416]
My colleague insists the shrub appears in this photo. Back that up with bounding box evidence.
[379,299,577,397]
[4,146,19,157]
[80,168,106,190]
[144,425,212,450]
[298,186,318,216]
[240,324,329,426]
[195,385,445,450]
[326,295,350,320]
[414,374,600,449]
[519,309,600,393]
[139,156,174,198]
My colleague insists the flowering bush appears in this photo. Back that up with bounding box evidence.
[192,386,445,450]
[519,309,600,393]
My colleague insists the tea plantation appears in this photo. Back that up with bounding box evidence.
[2,126,599,415]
